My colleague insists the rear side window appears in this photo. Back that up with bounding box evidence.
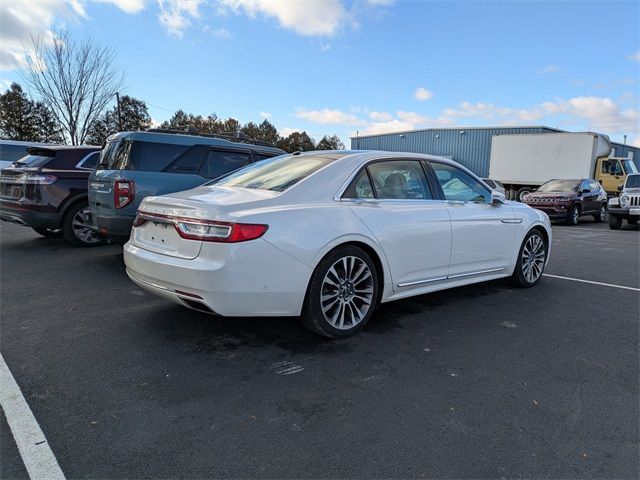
[368,160,432,200]
[199,150,252,179]
[127,142,189,171]
[78,152,99,169]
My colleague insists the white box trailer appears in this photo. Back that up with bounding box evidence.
[488,132,626,201]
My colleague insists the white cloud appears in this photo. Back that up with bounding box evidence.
[366,0,395,5]
[536,64,559,74]
[296,108,362,125]
[280,127,301,137]
[414,87,433,101]
[627,50,640,62]
[212,27,232,38]
[157,0,205,38]
[0,1,82,71]
[95,0,146,14]
[541,96,639,134]
[260,111,272,119]
[369,111,393,122]
[219,0,348,36]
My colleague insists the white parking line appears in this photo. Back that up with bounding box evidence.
[543,274,640,292]
[0,353,66,480]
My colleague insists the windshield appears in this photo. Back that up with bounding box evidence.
[622,159,638,174]
[12,153,55,168]
[211,154,340,192]
[537,179,579,193]
[625,174,640,189]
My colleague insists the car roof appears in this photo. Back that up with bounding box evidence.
[108,131,284,155]
[291,149,458,165]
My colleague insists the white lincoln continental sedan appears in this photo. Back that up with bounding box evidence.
[124,151,551,337]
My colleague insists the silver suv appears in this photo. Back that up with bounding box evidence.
[608,173,640,229]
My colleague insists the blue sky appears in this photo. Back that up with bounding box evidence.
[1,0,638,146]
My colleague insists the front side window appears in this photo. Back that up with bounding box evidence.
[609,160,623,175]
[431,162,490,203]
[200,150,252,179]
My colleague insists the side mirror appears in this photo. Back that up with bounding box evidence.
[618,185,623,191]
[491,190,506,205]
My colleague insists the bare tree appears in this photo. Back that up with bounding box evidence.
[22,31,124,145]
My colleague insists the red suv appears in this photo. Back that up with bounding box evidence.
[523,178,608,225]
[0,146,103,246]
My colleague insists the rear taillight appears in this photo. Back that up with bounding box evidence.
[23,174,57,185]
[133,211,268,243]
[114,180,135,209]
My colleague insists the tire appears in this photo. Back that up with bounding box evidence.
[593,203,606,223]
[62,202,106,247]
[301,245,379,338]
[516,187,533,202]
[511,229,548,288]
[566,204,580,225]
[32,227,63,238]
[608,215,622,230]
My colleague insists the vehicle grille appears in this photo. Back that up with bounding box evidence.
[528,197,559,204]
[630,195,640,207]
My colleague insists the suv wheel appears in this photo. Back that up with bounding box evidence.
[608,214,622,230]
[301,245,379,338]
[511,229,547,288]
[566,204,580,225]
[32,228,63,238]
[516,187,533,202]
[63,202,105,247]
[593,203,606,223]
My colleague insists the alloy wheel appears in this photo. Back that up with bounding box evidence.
[573,208,579,223]
[72,207,101,244]
[599,205,606,221]
[320,256,374,330]
[521,234,546,283]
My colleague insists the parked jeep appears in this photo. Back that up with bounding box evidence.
[608,173,640,230]
[0,145,103,246]
[523,178,608,225]
[87,129,285,243]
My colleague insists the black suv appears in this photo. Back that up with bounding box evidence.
[0,146,103,246]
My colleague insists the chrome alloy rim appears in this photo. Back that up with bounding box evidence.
[572,208,579,223]
[320,256,374,330]
[521,234,546,283]
[73,207,101,244]
[599,205,606,221]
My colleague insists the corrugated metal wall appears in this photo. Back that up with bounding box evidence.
[351,127,640,177]
[350,127,557,177]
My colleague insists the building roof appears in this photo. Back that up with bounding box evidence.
[351,125,564,139]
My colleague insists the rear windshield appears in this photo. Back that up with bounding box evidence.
[0,144,30,162]
[97,139,190,171]
[211,154,338,192]
[11,153,55,168]
[537,180,579,193]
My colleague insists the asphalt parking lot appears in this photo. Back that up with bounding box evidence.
[1,219,638,479]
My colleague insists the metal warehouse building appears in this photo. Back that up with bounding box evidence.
[350,126,640,177]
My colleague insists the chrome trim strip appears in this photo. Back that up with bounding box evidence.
[447,267,505,279]
[126,269,171,292]
[396,267,506,288]
[397,276,448,288]
[500,218,523,224]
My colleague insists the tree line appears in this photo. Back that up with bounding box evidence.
[0,31,343,153]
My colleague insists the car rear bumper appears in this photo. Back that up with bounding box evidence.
[0,200,61,229]
[88,212,133,242]
[123,239,312,317]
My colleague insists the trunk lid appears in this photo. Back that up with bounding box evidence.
[131,185,278,259]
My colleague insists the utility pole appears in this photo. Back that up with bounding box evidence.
[116,92,122,131]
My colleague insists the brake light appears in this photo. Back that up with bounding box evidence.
[114,180,135,209]
[23,174,57,185]
[132,211,268,243]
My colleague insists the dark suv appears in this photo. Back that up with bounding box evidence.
[0,146,103,246]
[88,130,285,243]
[523,178,608,225]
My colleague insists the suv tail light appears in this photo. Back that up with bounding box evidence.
[133,211,268,243]
[114,180,135,209]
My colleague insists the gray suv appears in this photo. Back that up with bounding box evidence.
[608,173,640,229]
[88,130,285,242]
